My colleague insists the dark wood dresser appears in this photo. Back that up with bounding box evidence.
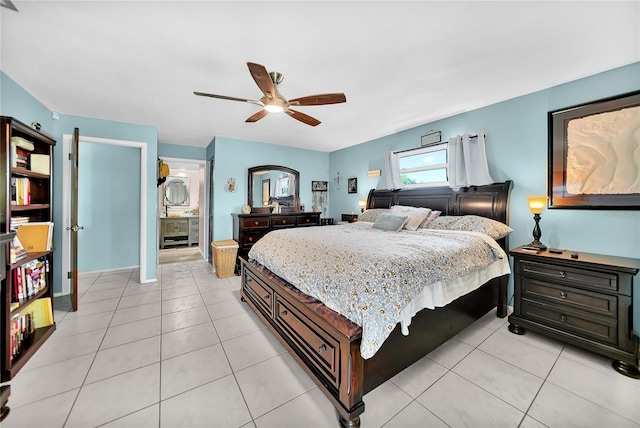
[232,212,321,270]
[509,246,640,378]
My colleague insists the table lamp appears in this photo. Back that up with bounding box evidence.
[527,196,547,250]
[359,199,366,213]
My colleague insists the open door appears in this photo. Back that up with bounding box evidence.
[68,128,83,311]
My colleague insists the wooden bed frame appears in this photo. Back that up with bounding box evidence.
[240,181,513,427]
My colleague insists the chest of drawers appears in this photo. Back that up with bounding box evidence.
[232,212,320,271]
[508,247,640,378]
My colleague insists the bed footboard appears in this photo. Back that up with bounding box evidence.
[241,259,366,427]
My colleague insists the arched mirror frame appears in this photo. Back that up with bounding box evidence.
[248,165,300,210]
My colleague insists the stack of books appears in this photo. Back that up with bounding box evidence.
[10,136,34,169]
[9,236,27,264]
[10,216,30,231]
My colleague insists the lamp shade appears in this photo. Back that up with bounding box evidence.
[528,196,547,214]
[358,200,366,209]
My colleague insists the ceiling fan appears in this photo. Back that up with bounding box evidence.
[194,62,346,127]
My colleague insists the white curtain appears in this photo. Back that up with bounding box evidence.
[448,133,494,189]
[287,174,295,196]
[384,150,403,189]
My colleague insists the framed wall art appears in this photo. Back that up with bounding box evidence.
[348,177,357,194]
[548,90,640,209]
[312,180,328,191]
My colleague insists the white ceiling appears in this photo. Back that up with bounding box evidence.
[1,1,638,153]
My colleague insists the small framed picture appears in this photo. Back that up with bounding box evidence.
[312,180,328,191]
[348,177,357,194]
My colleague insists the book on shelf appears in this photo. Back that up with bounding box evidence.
[30,153,50,175]
[9,235,28,264]
[10,136,35,169]
[11,177,31,205]
[10,216,30,231]
[11,257,49,304]
[9,297,53,361]
[16,222,53,252]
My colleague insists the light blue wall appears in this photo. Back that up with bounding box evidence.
[158,142,206,160]
[78,144,140,271]
[209,136,330,241]
[329,62,640,328]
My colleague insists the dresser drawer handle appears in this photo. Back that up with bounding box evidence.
[263,294,270,300]
[254,221,259,225]
[280,310,288,316]
[248,237,253,242]
[560,291,567,299]
[523,266,567,279]
[318,344,326,353]
[560,314,567,322]
[282,220,286,224]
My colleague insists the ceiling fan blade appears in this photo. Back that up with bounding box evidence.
[247,62,275,99]
[285,109,321,127]
[193,91,263,106]
[288,93,346,106]
[245,109,269,123]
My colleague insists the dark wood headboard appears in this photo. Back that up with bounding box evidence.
[366,181,514,248]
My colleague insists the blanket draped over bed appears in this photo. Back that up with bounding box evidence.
[248,222,510,359]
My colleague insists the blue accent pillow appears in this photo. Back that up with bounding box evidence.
[372,213,408,232]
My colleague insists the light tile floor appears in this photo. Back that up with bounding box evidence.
[2,259,639,428]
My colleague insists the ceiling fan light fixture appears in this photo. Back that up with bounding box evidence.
[264,103,284,113]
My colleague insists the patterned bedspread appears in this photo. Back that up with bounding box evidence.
[248,222,509,359]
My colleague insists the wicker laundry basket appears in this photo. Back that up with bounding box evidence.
[212,240,239,278]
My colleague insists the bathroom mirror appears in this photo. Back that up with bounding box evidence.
[248,165,299,210]
[164,176,190,206]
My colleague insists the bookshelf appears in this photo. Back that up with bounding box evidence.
[0,116,56,383]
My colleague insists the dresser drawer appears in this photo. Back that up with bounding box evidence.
[297,214,319,226]
[274,296,340,389]
[521,300,617,345]
[522,278,617,318]
[271,216,296,228]
[243,270,273,317]
[520,260,618,293]
[241,231,268,249]
[241,217,270,229]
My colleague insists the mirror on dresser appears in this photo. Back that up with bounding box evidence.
[248,165,300,212]
[164,176,190,206]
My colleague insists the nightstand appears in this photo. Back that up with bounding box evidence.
[508,246,640,378]
[341,213,358,223]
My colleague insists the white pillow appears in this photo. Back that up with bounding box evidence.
[389,205,432,231]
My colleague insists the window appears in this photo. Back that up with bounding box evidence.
[276,177,289,195]
[397,144,448,187]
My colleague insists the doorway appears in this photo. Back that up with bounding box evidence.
[158,157,207,265]
[61,135,148,295]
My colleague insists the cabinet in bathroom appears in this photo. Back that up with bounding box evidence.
[160,217,199,249]
[160,217,189,249]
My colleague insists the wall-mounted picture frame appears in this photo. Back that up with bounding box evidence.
[312,180,328,191]
[548,90,640,210]
[348,177,357,194]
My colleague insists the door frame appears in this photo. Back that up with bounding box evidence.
[160,156,208,261]
[61,134,149,295]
